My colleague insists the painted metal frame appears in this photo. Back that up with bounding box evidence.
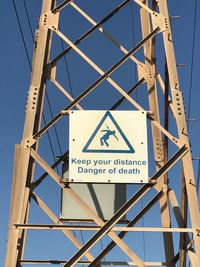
[4,0,200,266]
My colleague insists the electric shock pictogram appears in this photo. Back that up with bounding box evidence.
[82,111,135,153]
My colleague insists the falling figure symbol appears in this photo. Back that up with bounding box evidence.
[100,126,118,147]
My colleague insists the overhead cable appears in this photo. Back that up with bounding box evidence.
[12,0,60,173]
[22,0,63,158]
[187,0,198,131]
[12,0,32,69]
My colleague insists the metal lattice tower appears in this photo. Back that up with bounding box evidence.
[5,0,200,266]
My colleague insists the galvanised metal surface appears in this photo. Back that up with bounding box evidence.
[4,0,200,266]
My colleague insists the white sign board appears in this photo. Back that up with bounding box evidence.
[69,110,148,183]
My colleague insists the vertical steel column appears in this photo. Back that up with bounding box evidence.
[4,1,55,266]
[139,1,175,265]
[158,0,200,264]
[4,0,200,266]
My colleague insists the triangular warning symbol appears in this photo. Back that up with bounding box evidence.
[82,111,135,153]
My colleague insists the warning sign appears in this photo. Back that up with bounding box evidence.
[69,110,148,183]
[83,111,135,153]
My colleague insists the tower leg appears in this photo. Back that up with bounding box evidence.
[139,1,175,265]
[4,1,55,266]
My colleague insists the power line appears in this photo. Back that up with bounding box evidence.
[46,92,63,155]
[22,2,72,155]
[12,0,32,69]
[20,1,87,257]
[57,28,87,265]
[22,0,75,156]
[11,0,87,252]
[42,115,60,174]
[188,2,198,266]
[22,0,34,41]
[21,0,62,161]
[59,36,74,98]
[12,0,61,174]
[131,1,146,260]
[21,0,63,157]
[131,0,138,102]
[187,0,198,131]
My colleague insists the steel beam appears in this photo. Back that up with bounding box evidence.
[50,0,132,65]
[30,146,187,267]
[5,1,199,266]
[34,28,159,140]
[19,260,168,266]
[4,1,55,266]
[140,1,175,263]
[158,0,200,263]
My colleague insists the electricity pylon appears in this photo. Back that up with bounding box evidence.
[5,0,200,266]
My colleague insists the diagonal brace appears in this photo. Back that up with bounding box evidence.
[30,192,95,262]
[31,149,146,266]
[30,77,143,189]
[52,0,73,13]
[50,0,132,65]
[89,191,165,266]
[34,28,159,141]
[30,146,187,266]
[63,147,187,266]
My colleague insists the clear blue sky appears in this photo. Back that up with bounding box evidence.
[0,0,200,266]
